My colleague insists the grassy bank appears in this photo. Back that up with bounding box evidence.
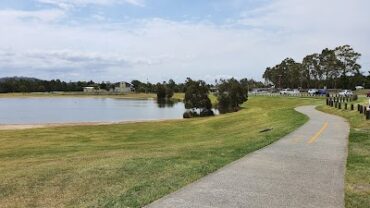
[317,98,370,208]
[0,96,318,207]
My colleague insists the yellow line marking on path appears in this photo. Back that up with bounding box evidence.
[307,122,329,144]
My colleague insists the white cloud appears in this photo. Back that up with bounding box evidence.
[0,0,369,82]
[0,9,65,22]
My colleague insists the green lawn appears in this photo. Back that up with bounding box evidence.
[317,97,370,208]
[0,96,318,207]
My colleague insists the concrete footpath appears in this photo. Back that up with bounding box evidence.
[146,106,349,208]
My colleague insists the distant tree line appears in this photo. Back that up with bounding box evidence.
[263,45,370,89]
[0,76,264,94]
[131,79,187,93]
[0,77,98,93]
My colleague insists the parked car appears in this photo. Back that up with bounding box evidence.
[338,90,353,97]
[367,91,370,97]
[287,89,300,95]
[308,89,318,95]
[317,89,327,95]
[280,89,290,95]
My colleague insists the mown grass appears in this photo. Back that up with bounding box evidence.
[0,96,319,207]
[317,97,370,208]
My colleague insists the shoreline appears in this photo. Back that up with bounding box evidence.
[0,118,183,131]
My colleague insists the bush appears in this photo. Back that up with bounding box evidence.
[183,78,213,118]
[156,83,174,100]
[216,78,248,114]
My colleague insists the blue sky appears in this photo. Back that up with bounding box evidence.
[0,0,369,82]
[0,0,266,22]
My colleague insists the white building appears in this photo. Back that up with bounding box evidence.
[83,87,96,93]
[112,82,134,93]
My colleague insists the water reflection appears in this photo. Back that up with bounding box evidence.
[156,99,175,108]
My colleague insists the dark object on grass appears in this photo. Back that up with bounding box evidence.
[259,128,273,133]
[183,110,199,119]
[200,109,214,117]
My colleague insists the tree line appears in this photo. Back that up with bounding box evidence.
[263,45,370,89]
[0,76,264,94]
[0,77,97,93]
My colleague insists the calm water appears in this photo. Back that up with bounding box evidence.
[0,97,186,124]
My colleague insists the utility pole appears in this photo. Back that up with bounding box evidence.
[146,77,149,94]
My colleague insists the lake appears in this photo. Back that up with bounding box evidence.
[0,97,186,125]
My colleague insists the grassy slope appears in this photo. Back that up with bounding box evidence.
[317,97,370,208]
[0,96,319,207]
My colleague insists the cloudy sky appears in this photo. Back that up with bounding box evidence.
[0,0,369,83]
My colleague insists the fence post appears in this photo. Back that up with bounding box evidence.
[345,103,347,110]
[351,104,354,111]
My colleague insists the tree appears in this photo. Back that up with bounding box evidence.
[131,80,144,92]
[167,79,177,92]
[216,78,248,113]
[183,78,213,117]
[156,83,174,100]
[302,53,321,88]
[100,82,108,91]
[262,58,302,88]
[320,48,339,88]
[334,45,361,88]
[241,78,265,90]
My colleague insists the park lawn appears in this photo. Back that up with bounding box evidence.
[317,97,370,208]
[0,96,319,207]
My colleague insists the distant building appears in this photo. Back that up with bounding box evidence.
[83,87,96,93]
[210,86,218,93]
[83,82,134,93]
[111,82,134,93]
